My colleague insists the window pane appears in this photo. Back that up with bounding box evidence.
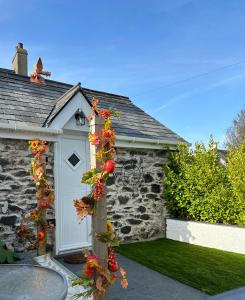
[68,153,80,167]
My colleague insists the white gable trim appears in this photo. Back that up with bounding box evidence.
[116,135,181,149]
[0,122,181,149]
[48,91,92,130]
[0,123,62,141]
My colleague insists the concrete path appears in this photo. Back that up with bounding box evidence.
[57,254,207,300]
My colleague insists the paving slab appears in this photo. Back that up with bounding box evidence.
[57,254,207,300]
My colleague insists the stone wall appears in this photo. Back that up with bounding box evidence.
[0,139,54,251]
[107,147,169,243]
[0,138,169,250]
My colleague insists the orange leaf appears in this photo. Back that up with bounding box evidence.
[121,278,128,289]
[73,199,93,221]
[92,97,99,107]
[120,267,126,277]
[96,276,104,292]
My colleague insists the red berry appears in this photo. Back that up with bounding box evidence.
[109,261,118,272]
[37,231,45,240]
[104,160,115,173]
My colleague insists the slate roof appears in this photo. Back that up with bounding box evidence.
[0,68,186,143]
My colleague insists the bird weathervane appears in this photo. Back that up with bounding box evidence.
[30,57,51,84]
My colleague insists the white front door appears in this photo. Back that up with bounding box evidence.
[55,135,91,254]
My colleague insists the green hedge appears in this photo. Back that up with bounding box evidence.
[163,138,245,226]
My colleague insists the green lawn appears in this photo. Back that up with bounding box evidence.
[117,238,245,295]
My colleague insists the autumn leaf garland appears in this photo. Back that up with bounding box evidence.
[17,140,55,250]
[29,140,55,246]
[72,98,128,298]
[73,98,118,219]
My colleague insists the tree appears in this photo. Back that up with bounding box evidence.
[225,108,245,148]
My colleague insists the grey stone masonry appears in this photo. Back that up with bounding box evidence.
[106,147,168,243]
[0,138,54,251]
[0,138,169,250]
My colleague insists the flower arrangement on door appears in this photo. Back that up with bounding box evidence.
[72,98,128,299]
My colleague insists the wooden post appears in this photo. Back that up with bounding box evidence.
[90,115,108,300]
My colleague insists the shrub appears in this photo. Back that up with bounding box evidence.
[0,240,19,264]
[163,137,245,225]
[227,140,245,224]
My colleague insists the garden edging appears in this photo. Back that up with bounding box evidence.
[166,218,245,254]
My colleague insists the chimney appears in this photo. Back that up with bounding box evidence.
[12,42,28,76]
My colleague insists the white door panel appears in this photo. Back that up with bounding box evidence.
[56,136,91,254]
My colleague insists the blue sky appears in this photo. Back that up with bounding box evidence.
[0,0,245,148]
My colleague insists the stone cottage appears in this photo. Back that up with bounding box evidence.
[0,43,186,254]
